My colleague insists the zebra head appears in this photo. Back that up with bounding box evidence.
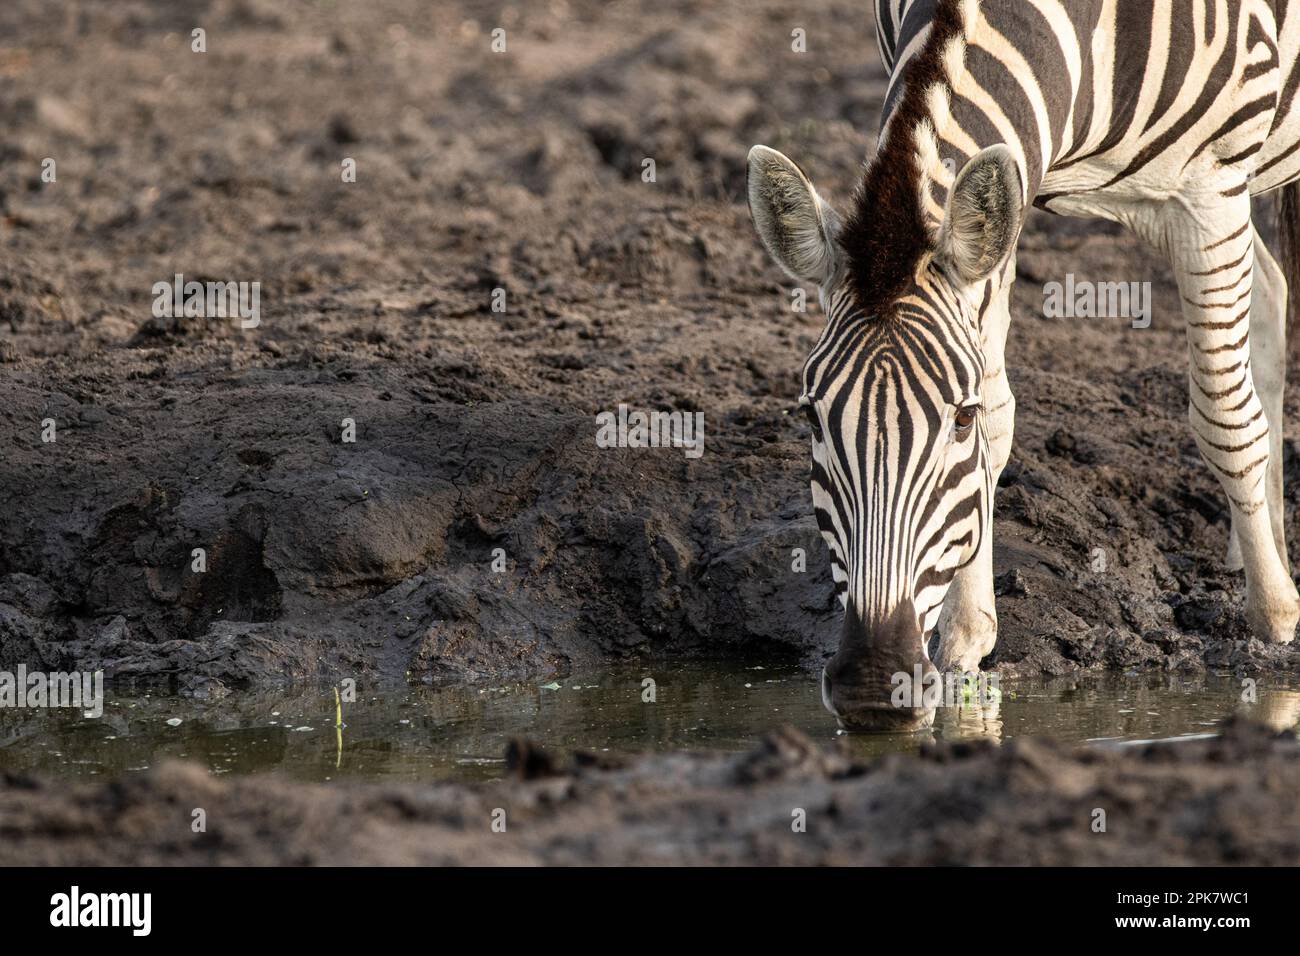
[746,143,1020,731]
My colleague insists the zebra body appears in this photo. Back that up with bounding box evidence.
[747,0,1300,730]
[876,0,1300,205]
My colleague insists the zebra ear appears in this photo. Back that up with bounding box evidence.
[936,145,1023,285]
[747,145,840,286]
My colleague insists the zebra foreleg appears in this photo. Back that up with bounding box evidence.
[1224,225,1290,574]
[1247,224,1290,576]
[933,479,1003,674]
[935,268,1017,674]
[1163,200,1297,643]
[935,375,1015,673]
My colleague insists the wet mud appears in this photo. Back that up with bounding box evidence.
[2,718,1298,865]
[2,0,1300,696]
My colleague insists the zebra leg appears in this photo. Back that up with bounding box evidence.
[1224,225,1289,574]
[1225,523,1244,571]
[1169,204,1298,644]
[1247,224,1290,575]
[936,263,1016,673]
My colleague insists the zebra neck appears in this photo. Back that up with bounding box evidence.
[839,0,984,317]
[841,0,1061,316]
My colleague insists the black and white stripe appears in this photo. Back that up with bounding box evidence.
[749,0,1300,724]
[802,262,989,638]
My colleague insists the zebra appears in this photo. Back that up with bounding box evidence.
[746,0,1300,731]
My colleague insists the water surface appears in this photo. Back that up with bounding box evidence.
[1,663,1297,783]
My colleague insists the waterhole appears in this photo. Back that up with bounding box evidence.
[1,663,1296,783]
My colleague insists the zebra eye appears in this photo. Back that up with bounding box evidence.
[954,406,978,433]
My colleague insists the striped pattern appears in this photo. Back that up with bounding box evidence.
[803,0,1300,667]
[802,263,989,638]
[875,0,1300,218]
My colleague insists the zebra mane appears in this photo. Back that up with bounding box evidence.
[838,0,976,317]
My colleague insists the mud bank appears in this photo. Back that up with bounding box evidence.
[0,718,1296,865]
[2,0,1300,692]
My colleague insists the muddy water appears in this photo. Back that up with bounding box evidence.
[2,664,1298,783]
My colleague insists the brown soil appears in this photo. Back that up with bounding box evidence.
[2,0,1300,697]
[2,718,1297,865]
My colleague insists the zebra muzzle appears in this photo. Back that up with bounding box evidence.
[821,599,937,732]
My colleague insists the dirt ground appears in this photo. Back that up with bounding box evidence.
[5,0,1300,868]
[0,718,1296,865]
[4,0,1300,693]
